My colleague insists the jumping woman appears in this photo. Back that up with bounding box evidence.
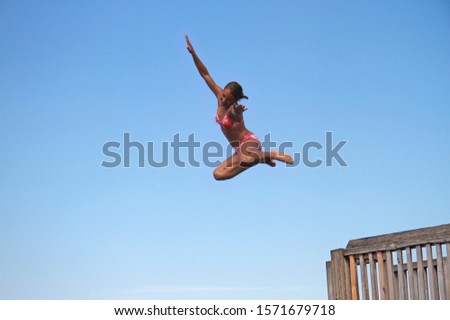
[186,35,293,180]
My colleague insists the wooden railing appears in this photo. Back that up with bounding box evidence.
[326,223,450,299]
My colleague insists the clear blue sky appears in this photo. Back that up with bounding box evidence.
[1,0,449,299]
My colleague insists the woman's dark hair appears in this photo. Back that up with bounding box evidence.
[225,81,248,101]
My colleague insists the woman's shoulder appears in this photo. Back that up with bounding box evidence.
[216,104,227,113]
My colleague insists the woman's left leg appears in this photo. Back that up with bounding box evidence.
[239,140,294,167]
[213,152,252,180]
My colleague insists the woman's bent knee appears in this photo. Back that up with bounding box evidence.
[239,154,258,167]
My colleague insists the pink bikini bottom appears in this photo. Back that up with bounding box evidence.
[234,133,261,153]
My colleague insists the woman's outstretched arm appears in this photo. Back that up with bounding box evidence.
[185,35,222,99]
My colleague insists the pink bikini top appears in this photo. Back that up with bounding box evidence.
[215,111,244,129]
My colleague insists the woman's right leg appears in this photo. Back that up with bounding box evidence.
[238,141,294,167]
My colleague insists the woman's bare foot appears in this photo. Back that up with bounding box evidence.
[270,150,294,164]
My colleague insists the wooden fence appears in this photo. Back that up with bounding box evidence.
[326,223,450,300]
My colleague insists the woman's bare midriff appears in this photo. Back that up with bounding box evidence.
[221,127,253,148]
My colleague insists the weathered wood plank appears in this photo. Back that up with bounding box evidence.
[330,249,351,299]
[413,269,418,300]
[426,244,438,299]
[416,245,426,300]
[344,224,450,256]
[377,251,388,299]
[436,244,445,299]
[326,261,334,299]
[386,250,396,299]
[397,249,406,299]
[393,255,399,299]
[446,243,450,300]
[343,252,351,299]
[406,247,417,299]
[433,264,440,299]
[369,252,379,299]
[349,255,359,300]
[359,254,370,299]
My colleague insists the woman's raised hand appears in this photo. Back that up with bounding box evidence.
[185,35,195,54]
[232,103,248,115]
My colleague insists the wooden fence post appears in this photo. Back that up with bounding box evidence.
[326,261,334,299]
[330,249,351,299]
